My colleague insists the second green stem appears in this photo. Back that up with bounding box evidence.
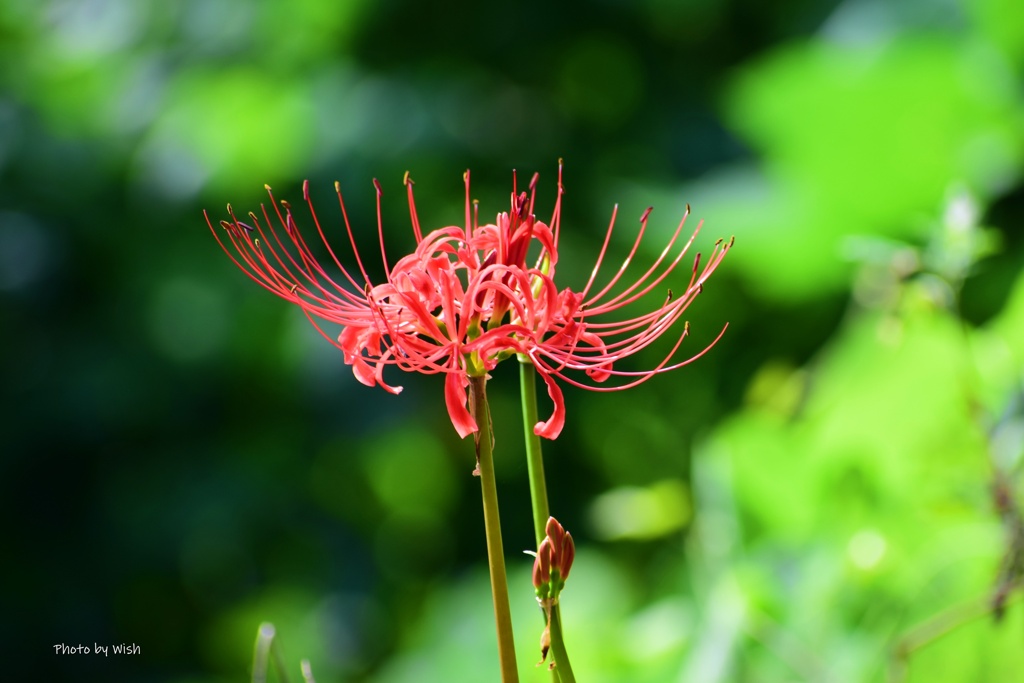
[520,360,551,544]
[519,360,576,683]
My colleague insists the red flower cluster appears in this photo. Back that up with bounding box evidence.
[208,164,729,440]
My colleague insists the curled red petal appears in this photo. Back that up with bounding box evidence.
[532,365,566,440]
[445,370,478,438]
[350,355,377,388]
[338,325,378,387]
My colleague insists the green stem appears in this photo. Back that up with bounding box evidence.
[549,604,576,683]
[518,360,575,683]
[519,360,551,546]
[470,375,519,683]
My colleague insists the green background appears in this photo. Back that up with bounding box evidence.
[2,0,1023,681]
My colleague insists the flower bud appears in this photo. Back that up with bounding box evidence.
[559,531,575,580]
[545,517,565,554]
[533,539,552,591]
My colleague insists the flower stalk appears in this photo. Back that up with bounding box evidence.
[547,606,573,683]
[469,375,519,683]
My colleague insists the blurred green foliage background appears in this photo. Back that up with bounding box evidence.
[2,0,1024,681]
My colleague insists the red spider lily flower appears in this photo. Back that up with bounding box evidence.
[206,163,730,440]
